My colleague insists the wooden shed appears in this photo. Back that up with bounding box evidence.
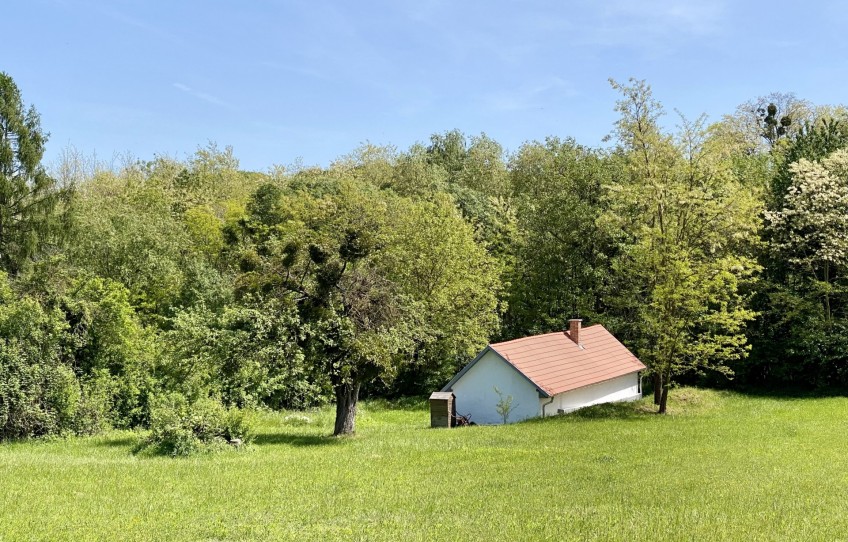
[429,391,456,428]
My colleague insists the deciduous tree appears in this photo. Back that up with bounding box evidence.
[605,79,759,413]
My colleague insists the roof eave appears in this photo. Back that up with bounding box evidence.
[441,345,551,398]
[548,366,645,396]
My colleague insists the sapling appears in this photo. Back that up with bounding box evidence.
[494,386,517,424]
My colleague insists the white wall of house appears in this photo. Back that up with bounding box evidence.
[540,372,641,416]
[450,350,541,424]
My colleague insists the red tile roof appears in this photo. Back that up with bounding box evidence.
[488,325,646,396]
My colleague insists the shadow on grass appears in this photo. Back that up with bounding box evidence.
[95,436,139,448]
[523,401,653,424]
[567,402,654,420]
[253,432,343,447]
[731,386,848,400]
[362,396,428,412]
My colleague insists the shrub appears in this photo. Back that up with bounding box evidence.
[73,372,114,435]
[224,406,256,443]
[0,277,78,440]
[46,365,82,433]
[64,277,159,428]
[146,393,255,456]
[162,301,330,411]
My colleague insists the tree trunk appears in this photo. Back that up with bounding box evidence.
[653,372,662,405]
[333,381,360,436]
[658,381,669,414]
[824,262,832,327]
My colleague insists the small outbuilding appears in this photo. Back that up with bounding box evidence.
[441,320,646,424]
[429,391,456,428]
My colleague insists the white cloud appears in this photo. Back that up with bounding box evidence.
[172,83,230,108]
[572,0,727,53]
[484,77,577,112]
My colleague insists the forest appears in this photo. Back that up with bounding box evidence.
[2,71,848,449]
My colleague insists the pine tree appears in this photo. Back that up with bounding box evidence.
[0,72,62,274]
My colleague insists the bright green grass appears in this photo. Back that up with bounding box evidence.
[2,388,848,541]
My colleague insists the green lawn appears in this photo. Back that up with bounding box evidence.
[2,389,847,541]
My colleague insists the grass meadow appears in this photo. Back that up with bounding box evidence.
[1,388,847,541]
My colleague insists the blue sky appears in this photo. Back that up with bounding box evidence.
[6,0,847,171]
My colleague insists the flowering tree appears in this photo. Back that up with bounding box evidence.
[766,149,848,324]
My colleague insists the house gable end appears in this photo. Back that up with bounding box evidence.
[442,346,550,398]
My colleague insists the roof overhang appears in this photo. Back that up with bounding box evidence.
[441,345,551,398]
[546,367,644,397]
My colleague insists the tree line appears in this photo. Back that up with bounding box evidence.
[2,72,847,444]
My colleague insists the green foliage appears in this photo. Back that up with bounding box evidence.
[146,393,255,456]
[184,205,226,257]
[605,79,760,411]
[749,147,848,387]
[381,194,501,393]
[67,172,193,315]
[0,71,66,275]
[767,150,848,278]
[73,372,114,435]
[229,179,421,434]
[225,174,503,432]
[63,276,158,427]
[0,270,161,439]
[493,386,516,423]
[0,272,73,439]
[770,117,848,208]
[163,300,327,409]
[758,102,793,146]
[504,137,613,337]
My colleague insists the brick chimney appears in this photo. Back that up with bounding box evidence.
[568,319,582,346]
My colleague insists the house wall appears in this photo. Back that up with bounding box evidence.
[450,350,541,424]
[540,372,641,416]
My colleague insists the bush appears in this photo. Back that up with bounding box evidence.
[63,277,159,428]
[0,278,77,440]
[73,372,114,435]
[162,301,330,411]
[0,272,160,441]
[146,393,255,456]
[46,365,82,433]
[224,406,255,443]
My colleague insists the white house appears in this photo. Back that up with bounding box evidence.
[441,319,646,424]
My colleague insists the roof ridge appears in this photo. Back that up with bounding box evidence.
[491,324,607,343]
[490,331,566,348]
[481,323,645,396]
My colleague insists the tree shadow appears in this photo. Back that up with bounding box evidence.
[523,401,652,424]
[565,402,652,420]
[95,436,139,448]
[362,396,428,412]
[252,432,343,447]
[732,386,848,400]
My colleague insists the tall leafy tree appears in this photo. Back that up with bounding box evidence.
[0,72,64,274]
[722,92,813,154]
[766,150,848,324]
[746,119,848,387]
[605,79,760,412]
[229,180,417,435]
[769,118,848,209]
[750,149,848,386]
[380,194,501,392]
[504,137,613,338]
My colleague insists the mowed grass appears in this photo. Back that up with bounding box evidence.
[2,389,848,541]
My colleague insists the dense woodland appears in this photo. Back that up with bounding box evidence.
[2,71,848,446]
